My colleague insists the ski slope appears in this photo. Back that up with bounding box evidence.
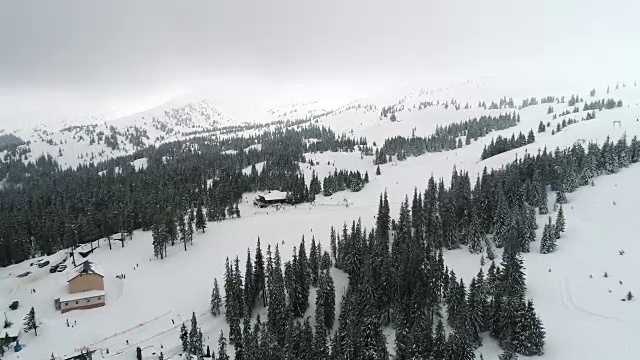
[1,81,640,360]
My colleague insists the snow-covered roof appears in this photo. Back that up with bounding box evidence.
[67,261,104,282]
[0,327,19,338]
[59,290,105,302]
[261,191,288,201]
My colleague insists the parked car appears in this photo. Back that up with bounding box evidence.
[57,265,67,272]
[49,265,59,273]
[16,271,30,278]
[9,301,19,310]
[37,260,50,268]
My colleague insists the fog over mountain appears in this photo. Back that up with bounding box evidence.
[1,0,639,129]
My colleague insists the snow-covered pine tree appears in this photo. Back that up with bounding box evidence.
[320,250,332,270]
[23,306,38,336]
[467,277,484,348]
[468,213,483,254]
[180,323,188,353]
[446,330,475,360]
[325,270,336,330]
[178,212,187,251]
[195,203,206,232]
[556,185,567,204]
[195,328,204,359]
[538,182,549,215]
[309,236,319,287]
[244,248,255,313]
[253,237,266,307]
[498,347,518,360]
[540,218,556,254]
[186,211,194,245]
[210,278,222,316]
[554,205,565,239]
[230,257,244,343]
[151,221,164,259]
[188,312,199,355]
[432,319,447,360]
[234,203,241,218]
[314,300,329,358]
[500,249,526,300]
[515,300,545,356]
[217,331,230,360]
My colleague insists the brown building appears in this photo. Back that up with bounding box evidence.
[58,261,106,313]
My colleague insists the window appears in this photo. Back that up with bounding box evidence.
[65,302,68,306]
[75,301,79,304]
[86,299,91,303]
[97,297,102,300]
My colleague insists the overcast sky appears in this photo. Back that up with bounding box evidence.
[1,0,639,129]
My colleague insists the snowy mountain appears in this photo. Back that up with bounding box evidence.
[0,82,462,168]
[1,80,640,360]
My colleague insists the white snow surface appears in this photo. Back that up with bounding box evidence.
[1,82,640,359]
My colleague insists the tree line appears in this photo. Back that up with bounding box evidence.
[0,125,361,266]
[480,130,535,160]
[374,113,520,164]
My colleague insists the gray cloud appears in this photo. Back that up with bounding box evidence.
[1,0,639,127]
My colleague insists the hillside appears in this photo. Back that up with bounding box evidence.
[0,80,639,360]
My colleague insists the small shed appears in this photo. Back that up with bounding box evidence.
[63,347,96,360]
[0,327,20,346]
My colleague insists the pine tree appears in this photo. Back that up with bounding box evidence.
[178,212,187,251]
[187,210,194,245]
[309,236,320,287]
[514,300,545,356]
[554,205,565,239]
[23,306,38,336]
[254,238,266,307]
[467,277,485,348]
[244,248,255,313]
[180,323,189,353]
[314,300,329,359]
[539,217,556,254]
[538,183,549,215]
[189,312,199,355]
[468,213,483,254]
[446,330,475,360]
[555,188,567,205]
[318,269,335,331]
[195,202,206,232]
[498,348,518,360]
[500,250,526,300]
[376,165,381,175]
[320,251,332,270]
[231,257,244,343]
[151,220,164,259]
[211,278,222,316]
[267,244,288,346]
[217,331,230,360]
[330,226,338,265]
[432,319,447,360]
[165,214,178,247]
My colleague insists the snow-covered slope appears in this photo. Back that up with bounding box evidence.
[1,80,640,360]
